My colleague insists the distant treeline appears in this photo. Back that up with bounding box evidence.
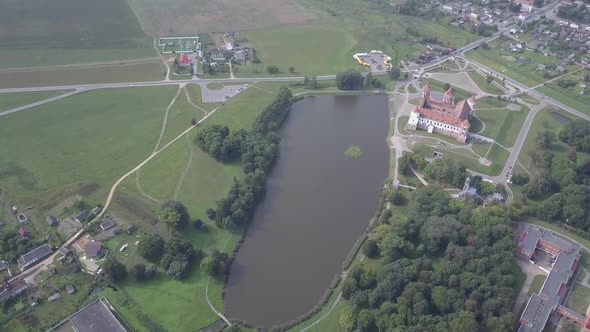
[195,86,295,229]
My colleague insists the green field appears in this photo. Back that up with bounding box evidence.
[468,71,505,95]
[0,91,70,111]
[239,24,358,76]
[567,283,590,315]
[0,62,165,88]
[517,108,585,170]
[0,0,155,68]
[474,98,529,148]
[0,86,178,207]
[537,80,590,116]
[466,42,561,88]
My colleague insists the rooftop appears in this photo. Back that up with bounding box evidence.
[69,298,127,332]
[17,244,52,268]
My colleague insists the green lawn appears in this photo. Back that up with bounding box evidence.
[518,108,583,170]
[528,275,547,295]
[0,62,165,88]
[422,78,472,101]
[474,99,529,148]
[567,283,590,315]
[466,43,560,88]
[537,82,590,116]
[0,91,71,111]
[512,261,527,297]
[468,72,505,95]
[239,24,358,77]
[0,86,178,207]
[0,0,155,68]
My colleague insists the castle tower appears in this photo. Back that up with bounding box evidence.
[422,84,431,100]
[443,87,455,104]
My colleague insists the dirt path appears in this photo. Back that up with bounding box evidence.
[152,85,183,153]
[135,171,161,204]
[184,87,209,116]
[173,135,194,200]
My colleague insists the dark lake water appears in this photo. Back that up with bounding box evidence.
[224,94,389,327]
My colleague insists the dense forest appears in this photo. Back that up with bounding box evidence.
[340,186,517,331]
[513,121,590,231]
[195,86,295,229]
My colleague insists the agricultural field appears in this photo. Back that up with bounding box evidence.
[0,91,71,111]
[238,24,358,76]
[0,86,178,207]
[0,0,155,68]
[0,61,165,88]
[128,0,323,36]
[466,39,570,88]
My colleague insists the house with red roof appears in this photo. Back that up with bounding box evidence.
[177,54,191,67]
[406,84,476,143]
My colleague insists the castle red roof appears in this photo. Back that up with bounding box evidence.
[413,85,475,128]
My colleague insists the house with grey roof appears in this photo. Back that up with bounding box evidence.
[46,216,58,226]
[75,209,90,223]
[100,218,115,231]
[17,244,53,271]
[48,297,127,332]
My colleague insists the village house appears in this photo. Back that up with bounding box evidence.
[75,209,89,223]
[17,244,52,271]
[406,84,476,143]
[514,0,534,12]
[83,241,104,259]
[100,218,115,231]
[177,54,191,67]
[46,215,58,227]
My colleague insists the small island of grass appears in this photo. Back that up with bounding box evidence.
[344,145,363,159]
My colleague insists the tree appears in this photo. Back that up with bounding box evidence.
[443,82,451,91]
[167,260,189,280]
[130,264,146,281]
[486,75,494,84]
[536,130,556,149]
[449,311,477,332]
[339,305,357,331]
[200,256,217,276]
[137,234,165,261]
[266,65,279,74]
[390,67,401,80]
[191,117,197,125]
[159,208,181,229]
[205,208,216,220]
[288,66,295,73]
[102,256,127,282]
[363,239,380,258]
[336,70,364,90]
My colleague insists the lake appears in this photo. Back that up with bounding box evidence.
[224,94,389,327]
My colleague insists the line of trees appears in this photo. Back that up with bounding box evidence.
[339,186,517,331]
[196,86,295,229]
[336,70,364,90]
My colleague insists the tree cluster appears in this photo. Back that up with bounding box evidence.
[558,121,590,152]
[137,234,202,281]
[336,70,364,90]
[200,250,230,277]
[0,229,37,265]
[365,73,383,89]
[519,123,590,230]
[196,87,295,229]
[340,186,517,331]
[194,125,248,162]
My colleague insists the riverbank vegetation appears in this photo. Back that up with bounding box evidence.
[338,186,517,331]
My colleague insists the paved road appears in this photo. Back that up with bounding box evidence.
[0,89,86,117]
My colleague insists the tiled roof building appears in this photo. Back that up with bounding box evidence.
[406,84,476,143]
[516,227,590,332]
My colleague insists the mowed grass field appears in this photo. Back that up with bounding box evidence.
[536,70,590,116]
[0,0,155,68]
[100,82,292,331]
[0,90,70,111]
[239,24,358,76]
[0,61,166,88]
[0,86,178,207]
[473,97,529,148]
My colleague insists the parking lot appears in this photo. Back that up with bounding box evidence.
[198,82,249,103]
